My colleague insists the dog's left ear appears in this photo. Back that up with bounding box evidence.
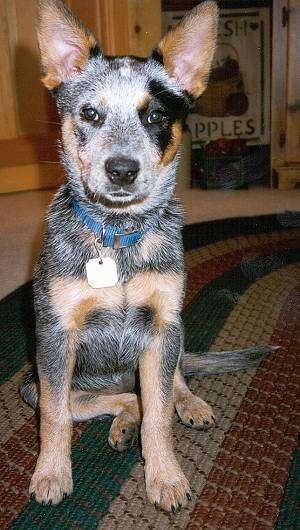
[156,1,218,98]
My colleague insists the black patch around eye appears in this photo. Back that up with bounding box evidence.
[156,127,173,155]
[148,80,191,121]
[142,80,189,155]
[141,111,172,154]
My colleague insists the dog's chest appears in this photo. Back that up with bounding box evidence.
[49,275,124,329]
[49,273,150,374]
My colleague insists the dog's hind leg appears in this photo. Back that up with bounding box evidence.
[20,372,141,452]
[174,367,216,431]
[70,390,141,451]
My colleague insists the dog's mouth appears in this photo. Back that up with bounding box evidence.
[101,189,147,208]
[109,190,133,198]
[83,183,147,209]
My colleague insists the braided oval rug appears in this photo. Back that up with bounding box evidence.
[1,214,299,530]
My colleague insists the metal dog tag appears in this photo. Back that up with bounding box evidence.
[86,257,118,288]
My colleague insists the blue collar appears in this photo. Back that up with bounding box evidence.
[71,198,146,249]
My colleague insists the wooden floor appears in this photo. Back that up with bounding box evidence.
[0,185,299,299]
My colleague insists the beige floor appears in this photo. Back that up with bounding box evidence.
[0,185,299,300]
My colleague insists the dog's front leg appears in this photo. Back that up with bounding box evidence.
[30,327,76,505]
[139,323,191,512]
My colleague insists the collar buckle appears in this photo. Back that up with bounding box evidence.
[112,233,122,249]
[111,227,140,249]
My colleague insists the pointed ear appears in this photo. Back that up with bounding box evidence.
[37,0,99,89]
[157,1,218,98]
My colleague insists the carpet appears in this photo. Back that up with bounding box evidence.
[1,214,299,529]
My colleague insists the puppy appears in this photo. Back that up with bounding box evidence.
[20,0,220,512]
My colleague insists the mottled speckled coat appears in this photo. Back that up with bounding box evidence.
[20,0,219,513]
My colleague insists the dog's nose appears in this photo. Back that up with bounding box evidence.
[105,157,140,186]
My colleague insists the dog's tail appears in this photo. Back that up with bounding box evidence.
[19,370,38,409]
[182,345,278,377]
[20,345,278,409]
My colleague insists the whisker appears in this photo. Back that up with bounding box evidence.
[40,160,60,164]
[35,119,61,126]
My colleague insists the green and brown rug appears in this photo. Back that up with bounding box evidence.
[1,214,299,529]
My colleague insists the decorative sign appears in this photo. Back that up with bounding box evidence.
[163,7,270,146]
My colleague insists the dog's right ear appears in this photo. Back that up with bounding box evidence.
[37,0,100,90]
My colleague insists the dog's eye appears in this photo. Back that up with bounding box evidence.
[147,109,165,124]
[81,107,100,122]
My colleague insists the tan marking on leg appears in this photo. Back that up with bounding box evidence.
[161,121,183,167]
[126,271,184,323]
[174,366,215,430]
[70,390,141,453]
[71,296,98,328]
[127,270,188,509]
[30,358,75,505]
[70,391,139,421]
[38,377,73,464]
[139,336,190,512]
[49,277,123,330]
[148,292,177,328]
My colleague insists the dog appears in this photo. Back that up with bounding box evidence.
[20,0,272,513]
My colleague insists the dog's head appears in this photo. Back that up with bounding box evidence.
[38,0,218,213]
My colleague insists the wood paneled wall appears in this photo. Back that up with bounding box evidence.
[0,0,161,193]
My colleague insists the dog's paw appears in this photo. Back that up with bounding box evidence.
[108,412,139,452]
[145,464,191,512]
[29,460,73,505]
[176,394,216,431]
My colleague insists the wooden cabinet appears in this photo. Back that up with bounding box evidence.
[271,0,300,189]
[0,0,161,193]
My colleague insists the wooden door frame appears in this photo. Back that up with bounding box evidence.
[271,0,300,189]
[270,0,288,178]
